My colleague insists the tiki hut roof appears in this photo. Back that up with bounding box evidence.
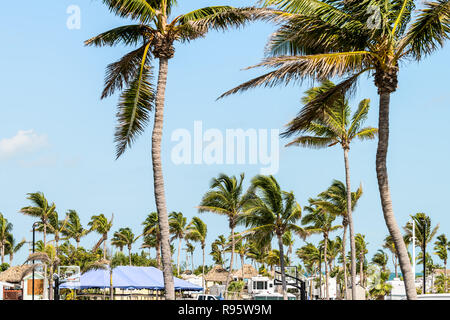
[232,264,259,279]
[0,265,34,284]
[204,265,230,283]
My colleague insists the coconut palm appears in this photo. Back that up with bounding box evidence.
[40,211,69,255]
[210,235,228,267]
[168,212,187,275]
[372,249,389,273]
[316,179,363,294]
[62,210,90,249]
[141,233,157,258]
[242,175,307,300]
[185,242,195,272]
[434,234,449,292]
[199,173,252,298]
[185,216,207,288]
[25,244,60,300]
[235,237,251,279]
[89,0,265,300]
[114,227,141,265]
[0,213,12,264]
[111,231,127,252]
[88,214,114,260]
[221,0,450,299]
[302,198,342,300]
[355,233,369,287]
[5,234,26,265]
[296,242,321,299]
[142,212,162,268]
[20,192,56,246]
[282,230,295,262]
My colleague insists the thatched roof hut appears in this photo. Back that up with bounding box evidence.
[204,265,229,283]
[232,264,259,280]
[0,265,34,284]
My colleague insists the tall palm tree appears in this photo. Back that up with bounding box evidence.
[111,231,127,252]
[142,212,162,268]
[5,234,26,265]
[168,211,187,275]
[316,179,363,294]
[434,234,449,292]
[355,233,369,287]
[185,216,207,288]
[20,192,56,246]
[296,242,321,299]
[282,230,295,262]
[62,210,90,249]
[114,227,141,265]
[243,175,307,300]
[89,0,263,300]
[0,213,12,264]
[302,199,342,300]
[185,242,195,272]
[199,173,252,298]
[88,214,114,260]
[41,211,69,255]
[221,0,450,299]
[383,235,400,278]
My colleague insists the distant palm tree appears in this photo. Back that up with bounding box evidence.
[302,199,342,300]
[5,234,26,265]
[141,234,157,259]
[210,235,228,267]
[185,242,195,272]
[434,234,449,292]
[355,234,369,287]
[243,175,307,300]
[63,210,89,249]
[169,212,188,275]
[88,214,114,260]
[111,231,127,252]
[114,227,141,265]
[142,212,162,268]
[283,81,374,300]
[297,243,321,299]
[199,173,252,298]
[383,235,401,278]
[186,216,207,287]
[372,250,389,273]
[282,230,295,262]
[221,0,450,300]
[316,179,363,293]
[0,213,13,264]
[39,211,69,255]
[235,237,251,279]
[20,192,56,246]
[89,0,262,300]
[26,244,60,300]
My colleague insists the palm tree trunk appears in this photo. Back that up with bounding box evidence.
[76,239,80,250]
[342,223,348,296]
[43,222,47,247]
[394,255,398,278]
[359,254,364,286]
[343,147,357,300]
[129,247,132,266]
[110,268,114,300]
[202,244,205,289]
[103,235,107,260]
[1,243,4,264]
[157,240,161,268]
[324,234,329,300]
[152,57,174,300]
[240,254,244,280]
[376,92,417,300]
[277,234,288,300]
[177,237,181,275]
[224,226,235,300]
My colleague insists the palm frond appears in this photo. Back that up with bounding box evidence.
[101,0,157,24]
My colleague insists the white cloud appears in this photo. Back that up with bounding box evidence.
[0,130,49,160]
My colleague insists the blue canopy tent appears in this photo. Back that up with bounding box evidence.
[60,266,202,291]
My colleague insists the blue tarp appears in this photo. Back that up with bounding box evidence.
[59,266,202,291]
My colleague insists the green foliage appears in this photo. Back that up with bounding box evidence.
[0,263,10,272]
[228,280,245,293]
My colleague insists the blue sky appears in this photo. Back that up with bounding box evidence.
[1,1,449,271]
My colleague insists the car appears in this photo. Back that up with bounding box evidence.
[196,294,223,300]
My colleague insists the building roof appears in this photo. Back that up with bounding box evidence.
[204,265,230,283]
[232,264,259,279]
[0,265,34,284]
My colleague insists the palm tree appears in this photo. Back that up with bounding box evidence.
[168,212,187,275]
[26,244,60,300]
[296,242,321,299]
[199,173,252,298]
[88,214,114,260]
[20,192,56,246]
[235,237,251,279]
[141,233,157,259]
[221,0,450,299]
[210,235,228,267]
[355,233,369,287]
[282,230,295,262]
[434,234,449,292]
[142,212,162,268]
[41,211,69,255]
[114,227,141,265]
[0,213,12,264]
[5,234,26,265]
[62,210,89,249]
[302,199,342,300]
[372,249,389,273]
[316,179,363,294]
[185,216,207,288]
[111,231,127,252]
[89,0,263,300]
[243,175,307,300]
[185,242,195,272]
